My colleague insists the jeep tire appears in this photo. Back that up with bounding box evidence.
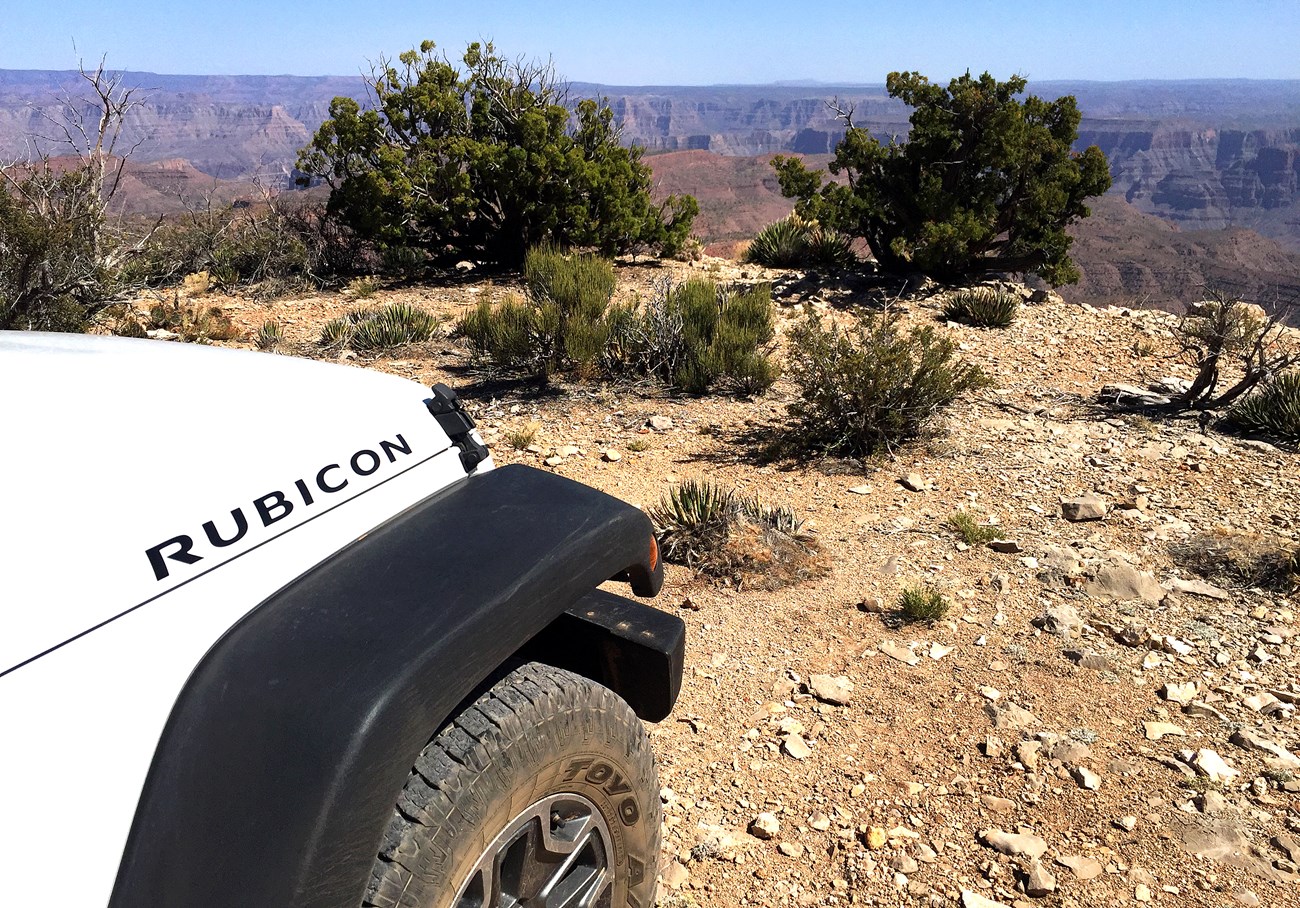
[364,663,661,908]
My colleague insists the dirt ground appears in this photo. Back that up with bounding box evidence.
[133,257,1300,908]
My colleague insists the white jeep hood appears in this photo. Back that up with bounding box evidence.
[0,332,476,674]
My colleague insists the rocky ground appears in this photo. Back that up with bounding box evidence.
[137,257,1300,908]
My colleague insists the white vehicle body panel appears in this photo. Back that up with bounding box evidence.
[0,332,491,905]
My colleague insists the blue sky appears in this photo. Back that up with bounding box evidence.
[6,0,1299,83]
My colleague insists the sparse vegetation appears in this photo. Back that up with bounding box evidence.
[899,585,949,622]
[650,479,823,589]
[773,71,1110,285]
[1225,370,1300,443]
[504,422,540,450]
[785,309,989,457]
[318,302,439,350]
[145,295,240,343]
[347,275,380,299]
[625,437,651,453]
[942,287,1020,328]
[949,511,1001,545]
[1170,528,1300,591]
[1164,287,1300,411]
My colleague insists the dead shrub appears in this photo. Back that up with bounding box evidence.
[1170,529,1300,591]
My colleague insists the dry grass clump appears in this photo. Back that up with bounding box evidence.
[649,479,825,590]
[1170,528,1300,591]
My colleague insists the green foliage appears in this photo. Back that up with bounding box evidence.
[318,302,439,350]
[899,585,949,622]
[1226,371,1300,442]
[611,279,779,395]
[296,40,697,269]
[744,216,856,270]
[649,479,822,589]
[943,287,1020,327]
[0,166,113,331]
[256,319,284,350]
[949,511,1001,545]
[785,309,989,456]
[773,71,1111,286]
[461,247,777,395]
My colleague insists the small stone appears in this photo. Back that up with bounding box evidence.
[1159,681,1198,706]
[454,260,476,273]
[659,860,690,889]
[543,456,564,467]
[1166,576,1230,600]
[1198,790,1230,816]
[980,686,1001,701]
[962,890,1013,908]
[1061,494,1107,521]
[848,484,872,494]
[899,473,928,492]
[778,841,805,858]
[1065,649,1111,671]
[1135,883,1152,902]
[1243,692,1281,712]
[866,826,888,850]
[602,448,621,462]
[929,643,954,660]
[1230,729,1300,767]
[1026,860,1057,897]
[1184,701,1227,721]
[1144,721,1186,741]
[881,640,921,665]
[988,702,1040,731]
[1036,603,1084,640]
[783,735,813,760]
[1056,854,1104,880]
[890,853,919,874]
[1086,563,1166,603]
[646,415,674,431]
[981,829,1048,860]
[749,812,780,840]
[1072,766,1102,790]
[980,795,1016,813]
[808,674,854,705]
[857,596,887,613]
[555,444,581,457]
[989,539,1023,553]
[1016,740,1043,772]
[1189,748,1240,783]
[809,812,831,831]
[1117,815,1138,831]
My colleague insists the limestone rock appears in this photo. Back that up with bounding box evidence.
[1159,681,1198,706]
[646,415,674,431]
[749,812,780,840]
[1188,748,1240,783]
[961,890,1012,908]
[1061,494,1107,521]
[1056,854,1104,880]
[1166,576,1230,600]
[899,473,929,492]
[1035,604,1084,640]
[660,860,690,889]
[981,828,1049,860]
[602,448,621,462]
[1026,860,1057,897]
[782,735,813,760]
[778,841,804,857]
[1143,721,1186,741]
[986,701,1040,731]
[1072,766,1102,790]
[1086,563,1166,603]
[808,674,854,706]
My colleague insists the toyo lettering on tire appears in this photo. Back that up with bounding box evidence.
[364,662,661,908]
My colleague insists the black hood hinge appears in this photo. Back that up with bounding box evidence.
[426,383,490,474]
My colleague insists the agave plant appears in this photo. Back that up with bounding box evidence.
[743,217,809,268]
[942,287,1020,328]
[1227,370,1300,443]
[256,319,284,351]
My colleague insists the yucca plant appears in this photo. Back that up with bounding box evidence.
[943,287,1020,328]
[649,480,820,589]
[320,303,438,351]
[744,217,809,268]
[804,226,856,269]
[1226,371,1300,443]
[256,319,284,351]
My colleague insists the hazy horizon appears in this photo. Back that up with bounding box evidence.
[6,1,1300,85]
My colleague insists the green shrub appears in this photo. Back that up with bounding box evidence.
[949,511,1001,545]
[461,245,616,381]
[1226,371,1300,443]
[462,247,777,395]
[318,303,438,351]
[786,309,988,457]
[256,319,284,351]
[609,279,778,395]
[943,287,1020,328]
[650,479,822,589]
[899,585,949,622]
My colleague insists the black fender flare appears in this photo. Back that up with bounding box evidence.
[110,464,669,908]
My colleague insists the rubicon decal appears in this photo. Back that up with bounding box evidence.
[146,435,415,581]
